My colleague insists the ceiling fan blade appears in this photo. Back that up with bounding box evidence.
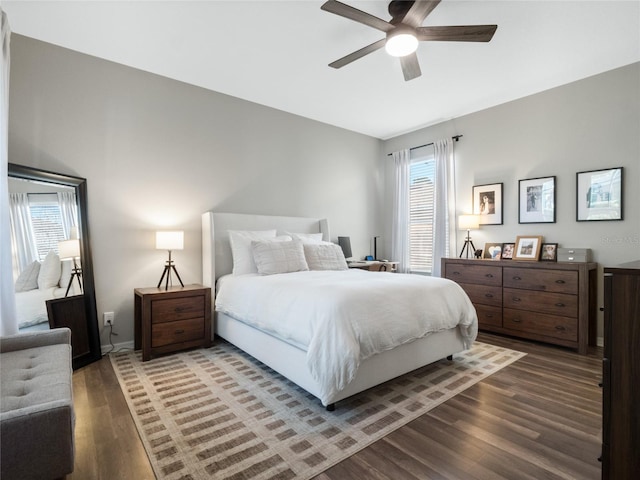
[402,1,441,28]
[329,38,386,69]
[400,53,422,81]
[321,0,394,33]
[417,25,498,42]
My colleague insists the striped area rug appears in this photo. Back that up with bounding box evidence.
[110,340,525,480]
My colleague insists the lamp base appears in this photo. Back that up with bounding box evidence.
[65,261,83,297]
[158,261,184,290]
[459,231,477,259]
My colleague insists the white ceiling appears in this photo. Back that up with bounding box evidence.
[3,1,640,140]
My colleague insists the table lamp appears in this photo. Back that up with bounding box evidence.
[156,231,184,289]
[58,237,82,296]
[458,215,480,258]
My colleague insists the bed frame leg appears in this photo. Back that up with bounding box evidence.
[326,403,335,412]
[446,354,453,361]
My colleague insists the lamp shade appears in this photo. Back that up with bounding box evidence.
[337,236,352,259]
[458,214,480,230]
[58,239,80,260]
[156,231,184,250]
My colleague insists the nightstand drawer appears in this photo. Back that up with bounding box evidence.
[151,317,205,347]
[445,263,502,286]
[151,296,205,323]
[504,308,577,342]
[458,283,502,307]
[503,267,578,294]
[503,288,577,317]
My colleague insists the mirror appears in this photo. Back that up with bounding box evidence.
[8,163,101,369]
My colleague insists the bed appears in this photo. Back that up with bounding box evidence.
[201,211,478,409]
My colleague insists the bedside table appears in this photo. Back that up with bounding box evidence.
[348,261,398,272]
[134,284,211,361]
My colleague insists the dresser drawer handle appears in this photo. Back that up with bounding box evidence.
[485,274,494,278]
[452,271,461,275]
[555,303,565,307]
[512,276,521,281]
[175,329,185,334]
[174,306,187,313]
[555,325,566,331]
[486,314,493,318]
[512,297,521,302]
[484,293,494,298]
[555,279,565,284]
[511,318,522,323]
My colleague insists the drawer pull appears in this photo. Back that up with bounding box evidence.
[175,329,185,334]
[555,303,565,307]
[452,271,461,275]
[486,314,493,318]
[175,307,187,313]
[555,325,566,332]
[512,276,521,281]
[511,318,522,323]
[555,279,565,284]
[484,293,494,298]
[485,274,494,278]
[512,297,521,302]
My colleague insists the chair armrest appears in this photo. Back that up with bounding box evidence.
[0,328,71,353]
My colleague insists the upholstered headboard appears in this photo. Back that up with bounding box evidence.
[201,212,330,287]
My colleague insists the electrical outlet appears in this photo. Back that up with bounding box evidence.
[103,311,115,327]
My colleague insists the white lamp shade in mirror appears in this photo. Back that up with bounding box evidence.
[58,239,81,260]
[458,214,480,230]
[156,231,184,251]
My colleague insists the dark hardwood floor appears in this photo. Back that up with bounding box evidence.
[69,333,603,479]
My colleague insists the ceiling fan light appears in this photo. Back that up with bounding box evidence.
[385,33,418,57]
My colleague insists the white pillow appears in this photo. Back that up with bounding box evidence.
[252,239,309,275]
[303,243,349,271]
[14,260,41,292]
[59,259,73,289]
[285,232,324,244]
[228,230,278,275]
[38,250,62,289]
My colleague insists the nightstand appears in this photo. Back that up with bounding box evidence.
[134,284,211,361]
[348,261,398,272]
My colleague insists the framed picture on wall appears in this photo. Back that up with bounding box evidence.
[519,176,556,223]
[473,183,503,225]
[576,167,623,221]
[514,235,543,261]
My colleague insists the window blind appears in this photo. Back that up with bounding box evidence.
[409,157,435,273]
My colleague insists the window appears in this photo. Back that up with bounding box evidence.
[29,194,66,260]
[409,152,436,273]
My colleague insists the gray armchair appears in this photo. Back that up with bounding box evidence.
[1,328,75,480]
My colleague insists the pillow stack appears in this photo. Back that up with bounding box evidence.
[228,230,349,275]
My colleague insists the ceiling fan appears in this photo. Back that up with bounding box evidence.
[321,0,498,81]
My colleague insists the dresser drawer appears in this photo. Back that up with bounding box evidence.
[475,304,502,328]
[151,317,205,347]
[503,267,578,294]
[458,283,502,307]
[445,263,502,286]
[503,308,578,342]
[503,288,577,317]
[151,296,205,323]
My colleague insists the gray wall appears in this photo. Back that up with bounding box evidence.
[8,35,384,346]
[383,62,640,341]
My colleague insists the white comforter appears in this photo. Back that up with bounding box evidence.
[215,269,478,404]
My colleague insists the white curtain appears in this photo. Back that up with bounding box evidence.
[431,138,456,277]
[0,7,17,336]
[9,193,38,275]
[391,149,411,273]
[57,191,78,238]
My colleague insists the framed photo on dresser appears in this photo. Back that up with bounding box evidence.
[513,235,543,261]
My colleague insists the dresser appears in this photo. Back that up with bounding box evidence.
[601,261,640,479]
[441,258,597,354]
[134,285,211,361]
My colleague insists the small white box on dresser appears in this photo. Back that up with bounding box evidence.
[558,248,592,262]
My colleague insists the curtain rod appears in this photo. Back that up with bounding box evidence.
[386,134,463,156]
